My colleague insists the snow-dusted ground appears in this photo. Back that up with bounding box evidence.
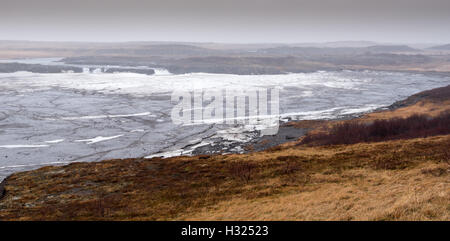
[0,59,449,180]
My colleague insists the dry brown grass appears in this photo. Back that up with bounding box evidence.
[365,100,450,120]
[0,134,448,221]
[180,162,449,221]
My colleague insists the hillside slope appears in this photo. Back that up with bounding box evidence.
[0,86,449,221]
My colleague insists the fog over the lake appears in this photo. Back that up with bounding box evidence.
[1,0,449,43]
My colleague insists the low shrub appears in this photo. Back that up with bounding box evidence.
[300,112,450,146]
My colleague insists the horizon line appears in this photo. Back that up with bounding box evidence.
[0,39,447,45]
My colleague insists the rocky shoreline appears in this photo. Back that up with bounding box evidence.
[0,63,83,73]
[0,179,6,200]
[188,124,312,156]
[192,84,450,156]
[0,63,156,75]
[169,101,407,158]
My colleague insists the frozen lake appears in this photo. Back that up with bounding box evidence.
[0,62,449,180]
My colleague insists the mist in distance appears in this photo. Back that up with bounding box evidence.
[1,0,450,44]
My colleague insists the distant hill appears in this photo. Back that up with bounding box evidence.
[365,45,420,52]
[429,44,450,50]
[257,45,420,56]
[291,41,379,48]
[256,46,360,55]
[94,44,225,57]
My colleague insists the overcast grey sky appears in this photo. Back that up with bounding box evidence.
[1,0,449,43]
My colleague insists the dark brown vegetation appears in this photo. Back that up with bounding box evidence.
[300,112,450,146]
[228,162,257,183]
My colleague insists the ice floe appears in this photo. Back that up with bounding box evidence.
[44,139,65,144]
[55,112,154,120]
[75,135,124,144]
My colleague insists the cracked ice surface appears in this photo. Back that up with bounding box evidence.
[0,68,449,180]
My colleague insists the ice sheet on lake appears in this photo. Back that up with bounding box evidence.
[0,68,449,181]
[75,135,124,144]
[0,70,417,96]
[0,144,49,149]
[56,112,154,120]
